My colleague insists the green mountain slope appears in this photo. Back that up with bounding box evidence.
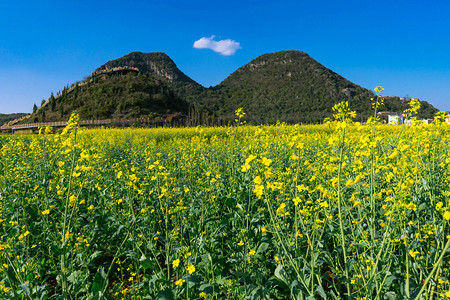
[19,50,440,125]
[210,51,373,123]
[0,113,28,126]
[24,73,188,123]
[203,51,438,123]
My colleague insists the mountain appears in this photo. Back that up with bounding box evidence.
[23,73,188,123]
[18,50,440,125]
[208,51,374,123]
[201,51,439,123]
[0,113,28,126]
[97,52,205,103]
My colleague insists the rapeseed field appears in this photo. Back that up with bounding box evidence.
[1,98,450,299]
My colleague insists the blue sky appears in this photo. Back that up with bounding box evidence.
[1,0,449,114]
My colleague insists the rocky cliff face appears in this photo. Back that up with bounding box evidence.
[97,52,199,85]
[97,52,205,102]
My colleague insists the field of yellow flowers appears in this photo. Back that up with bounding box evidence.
[1,103,450,299]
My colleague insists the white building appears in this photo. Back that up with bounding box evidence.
[388,115,403,125]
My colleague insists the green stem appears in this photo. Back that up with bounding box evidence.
[60,127,78,295]
[414,238,450,300]
[337,124,351,296]
[101,217,138,295]
[266,198,311,295]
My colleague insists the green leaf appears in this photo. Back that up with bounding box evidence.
[269,276,289,291]
[383,275,395,289]
[89,251,104,262]
[421,177,430,190]
[199,283,214,293]
[155,289,175,300]
[274,264,290,289]
[92,267,107,295]
[19,281,31,297]
[256,237,271,254]
[384,291,397,300]
[316,285,326,299]
[67,270,81,283]
[140,255,152,269]
[418,202,428,213]
[257,241,269,254]
[200,242,214,255]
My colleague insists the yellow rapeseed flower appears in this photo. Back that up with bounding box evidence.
[186,263,195,274]
[374,86,384,93]
[292,197,301,206]
[253,176,262,185]
[253,184,264,198]
[241,164,250,172]
[409,250,420,258]
[175,278,185,286]
[319,201,329,208]
[261,157,272,167]
[172,258,180,268]
[353,201,362,207]
[69,195,78,204]
[405,202,417,211]
[443,211,450,221]
[276,203,286,216]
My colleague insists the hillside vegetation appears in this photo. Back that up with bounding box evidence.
[21,51,439,125]
[26,73,187,123]
[0,113,28,126]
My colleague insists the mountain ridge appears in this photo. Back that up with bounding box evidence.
[17,50,440,125]
[0,113,28,126]
[97,52,199,85]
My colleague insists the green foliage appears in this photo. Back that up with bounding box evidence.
[21,51,440,125]
[102,50,437,124]
[25,73,188,122]
[381,97,438,120]
[0,113,28,126]
[93,51,381,124]
[1,123,450,298]
[50,97,56,112]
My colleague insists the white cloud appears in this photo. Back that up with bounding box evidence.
[193,36,241,56]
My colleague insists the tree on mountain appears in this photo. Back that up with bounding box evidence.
[50,97,56,111]
[40,109,46,122]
